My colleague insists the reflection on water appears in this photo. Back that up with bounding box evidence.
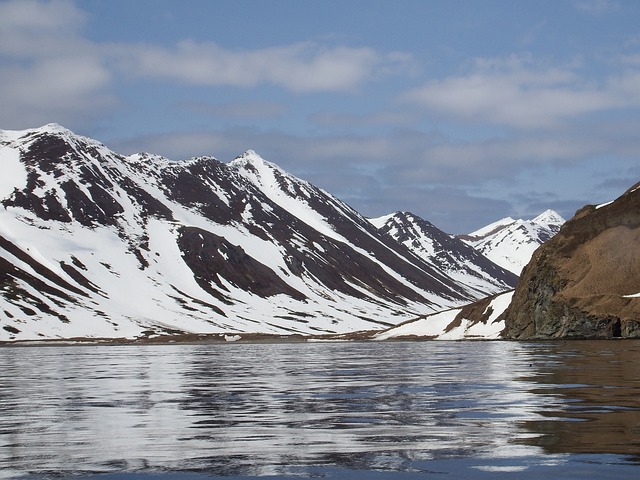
[0,340,639,478]
[518,340,640,458]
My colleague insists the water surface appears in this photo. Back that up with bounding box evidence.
[1,340,639,478]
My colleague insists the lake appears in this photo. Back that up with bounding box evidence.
[1,340,639,479]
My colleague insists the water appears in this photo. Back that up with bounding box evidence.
[1,340,640,479]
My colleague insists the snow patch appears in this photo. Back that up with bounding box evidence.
[0,146,28,198]
[375,291,513,340]
[368,213,396,229]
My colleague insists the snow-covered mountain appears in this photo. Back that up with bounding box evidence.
[369,212,518,298]
[0,124,515,342]
[459,210,565,275]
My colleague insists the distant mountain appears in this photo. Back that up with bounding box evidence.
[459,210,565,275]
[369,212,518,298]
[503,182,640,339]
[0,124,514,342]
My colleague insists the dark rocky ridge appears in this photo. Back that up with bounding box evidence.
[375,212,519,295]
[503,181,640,339]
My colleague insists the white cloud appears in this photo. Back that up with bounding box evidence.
[403,55,633,129]
[0,0,87,56]
[0,0,114,128]
[116,40,412,92]
[573,0,620,15]
[0,0,415,129]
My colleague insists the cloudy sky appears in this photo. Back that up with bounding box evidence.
[2,0,640,233]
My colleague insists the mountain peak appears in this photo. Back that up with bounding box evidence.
[1,123,73,143]
[41,122,70,133]
[31,123,87,143]
[533,209,565,225]
[461,210,565,275]
[370,210,518,297]
[230,149,269,166]
[228,149,290,176]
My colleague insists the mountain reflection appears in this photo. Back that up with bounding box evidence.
[516,340,640,459]
[1,340,640,478]
[175,341,543,473]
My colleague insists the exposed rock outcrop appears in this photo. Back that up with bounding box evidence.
[503,181,640,339]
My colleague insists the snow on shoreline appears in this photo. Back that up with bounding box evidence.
[375,291,514,341]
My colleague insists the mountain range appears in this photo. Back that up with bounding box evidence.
[0,124,562,342]
[379,181,640,340]
[369,212,519,296]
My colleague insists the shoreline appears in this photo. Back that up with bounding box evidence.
[0,330,388,346]
[2,331,636,346]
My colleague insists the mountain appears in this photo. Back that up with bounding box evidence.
[503,181,640,339]
[459,209,565,275]
[369,212,518,297]
[0,124,513,342]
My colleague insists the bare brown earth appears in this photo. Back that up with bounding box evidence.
[0,330,386,346]
[503,181,640,339]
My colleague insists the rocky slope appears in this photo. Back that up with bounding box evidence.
[369,212,518,297]
[503,182,640,339]
[0,124,517,342]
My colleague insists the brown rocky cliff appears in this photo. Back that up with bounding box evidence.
[503,181,640,339]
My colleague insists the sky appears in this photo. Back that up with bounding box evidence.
[2,0,640,233]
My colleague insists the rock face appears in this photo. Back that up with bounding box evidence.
[503,182,640,339]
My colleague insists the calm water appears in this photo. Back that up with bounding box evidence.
[1,340,640,479]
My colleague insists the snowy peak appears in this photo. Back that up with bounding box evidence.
[533,209,565,225]
[370,211,518,298]
[229,149,376,244]
[372,212,448,253]
[2,124,106,157]
[460,210,565,275]
[229,149,306,197]
[1,124,174,232]
[229,149,275,171]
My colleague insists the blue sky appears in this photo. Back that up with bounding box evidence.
[2,0,640,233]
